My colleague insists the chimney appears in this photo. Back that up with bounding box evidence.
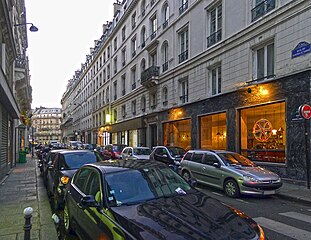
[113,2,122,16]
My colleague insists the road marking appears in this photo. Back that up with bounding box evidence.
[211,191,224,196]
[254,217,311,240]
[279,212,311,223]
[235,199,249,204]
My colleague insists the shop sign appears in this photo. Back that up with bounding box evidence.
[299,104,311,120]
[291,42,311,59]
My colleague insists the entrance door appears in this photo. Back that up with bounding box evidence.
[150,124,157,147]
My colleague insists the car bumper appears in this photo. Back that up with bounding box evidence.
[240,182,283,195]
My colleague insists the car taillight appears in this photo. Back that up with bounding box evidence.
[60,176,70,185]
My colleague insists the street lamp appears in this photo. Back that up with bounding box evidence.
[14,23,39,32]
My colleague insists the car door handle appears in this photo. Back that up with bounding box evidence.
[202,167,206,170]
[77,203,82,209]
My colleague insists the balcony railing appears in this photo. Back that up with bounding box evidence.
[179,1,188,15]
[150,31,157,40]
[178,50,188,63]
[251,0,275,22]
[132,51,136,57]
[122,89,125,96]
[141,41,146,48]
[163,20,168,29]
[162,62,168,72]
[132,82,136,90]
[207,29,222,48]
[180,95,189,103]
[141,66,160,87]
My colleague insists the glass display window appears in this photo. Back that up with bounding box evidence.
[163,119,191,150]
[240,102,286,163]
[200,112,226,150]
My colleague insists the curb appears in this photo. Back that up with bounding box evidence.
[277,193,311,205]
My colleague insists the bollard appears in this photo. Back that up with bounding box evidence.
[23,207,33,240]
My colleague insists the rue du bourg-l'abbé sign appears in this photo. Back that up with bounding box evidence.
[291,41,311,59]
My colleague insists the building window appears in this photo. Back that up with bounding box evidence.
[141,0,146,17]
[150,92,157,110]
[178,27,188,63]
[121,74,126,96]
[122,26,126,41]
[150,14,157,40]
[163,119,191,150]
[121,47,126,66]
[132,100,136,115]
[253,42,275,80]
[141,58,146,75]
[162,87,168,106]
[149,50,157,67]
[179,0,188,15]
[179,78,189,103]
[107,64,110,79]
[207,4,222,47]
[211,65,221,95]
[114,37,118,51]
[141,27,146,48]
[113,81,117,100]
[113,56,118,74]
[107,46,110,59]
[240,102,286,163]
[200,112,226,150]
[131,66,136,90]
[106,87,110,103]
[252,0,276,22]
[151,0,155,7]
[162,42,169,72]
[162,3,169,29]
[131,36,137,57]
[141,95,146,112]
[132,12,136,29]
[114,109,117,122]
[121,105,126,119]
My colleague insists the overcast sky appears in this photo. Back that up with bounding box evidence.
[25,0,115,109]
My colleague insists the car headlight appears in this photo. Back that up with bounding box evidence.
[243,175,259,183]
[60,176,70,185]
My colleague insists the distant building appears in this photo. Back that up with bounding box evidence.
[32,107,62,144]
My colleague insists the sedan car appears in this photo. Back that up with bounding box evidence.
[45,150,103,210]
[101,144,127,160]
[64,159,266,239]
[149,146,186,171]
[180,149,282,197]
[121,146,151,160]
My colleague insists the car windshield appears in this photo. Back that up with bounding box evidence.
[218,153,256,167]
[105,167,192,207]
[133,148,151,155]
[62,152,101,170]
[167,147,185,157]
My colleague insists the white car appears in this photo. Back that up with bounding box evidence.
[121,147,151,160]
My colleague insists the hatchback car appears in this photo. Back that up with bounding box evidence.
[45,150,103,210]
[121,146,151,160]
[101,144,127,160]
[149,146,186,171]
[180,149,282,197]
[64,160,266,240]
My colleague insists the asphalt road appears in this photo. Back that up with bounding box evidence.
[196,184,311,240]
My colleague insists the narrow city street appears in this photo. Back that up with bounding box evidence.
[197,184,311,240]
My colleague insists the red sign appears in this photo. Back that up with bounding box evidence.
[299,104,311,119]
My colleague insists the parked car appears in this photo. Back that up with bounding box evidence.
[180,149,282,197]
[149,146,186,171]
[68,141,83,150]
[64,159,266,239]
[121,146,151,160]
[82,143,98,150]
[101,144,127,160]
[45,150,103,210]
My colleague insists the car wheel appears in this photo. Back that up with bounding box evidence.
[182,171,191,181]
[63,204,73,234]
[224,179,240,198]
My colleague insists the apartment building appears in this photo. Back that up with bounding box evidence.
[61,0,311,181]
[32,107,62,144]
[0,0,33,180]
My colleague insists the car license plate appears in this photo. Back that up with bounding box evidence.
[264,190,275,195]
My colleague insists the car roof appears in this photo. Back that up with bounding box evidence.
[84,159,166,174]
[57,150,96,154]
[186,149,234,154]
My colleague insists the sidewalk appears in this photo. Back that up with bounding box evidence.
[0,155,58,240]
[277,179,311,205]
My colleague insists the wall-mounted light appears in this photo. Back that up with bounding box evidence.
[105,114,111,124]
[258,86,269,95]
[14,23,39,32]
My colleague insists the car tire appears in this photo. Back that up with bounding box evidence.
[224,179,240,198]
[63,204,74,235]
[182,171,191,181]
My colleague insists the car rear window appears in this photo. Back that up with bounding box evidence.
[62,152,100,170]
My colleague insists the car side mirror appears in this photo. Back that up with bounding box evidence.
[213,162,221,168]
[163,154,168,158]
[188,178,197,188]
[80,195,100,208]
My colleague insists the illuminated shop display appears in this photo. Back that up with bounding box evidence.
[163,119,191,150]
[240,102,286,163]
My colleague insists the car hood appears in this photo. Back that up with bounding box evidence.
[110,191,260,240]
[230,166,280,180]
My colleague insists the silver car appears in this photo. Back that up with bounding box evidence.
[121,147,152,160]
[180,149,282,197]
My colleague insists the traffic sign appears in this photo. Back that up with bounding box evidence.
[299,104,311,119]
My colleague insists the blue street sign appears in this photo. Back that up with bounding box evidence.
[292,41,311,59]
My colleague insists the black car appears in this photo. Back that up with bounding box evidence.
[64,160,266,240]
[45,150,103,210]
[149,146,186,171]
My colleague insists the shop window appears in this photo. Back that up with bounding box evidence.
[240,102,286,163]
[200,112,226,150]
[163,119,191,150]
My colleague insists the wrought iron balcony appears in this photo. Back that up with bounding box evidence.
[151,31,157,40]
[141,66,160,88]
[163,20,168,29]
[207,29,222,47]
[132,82,136,90]
[162,62,168,72]
[178,50,188,63]
[251,0,275,22]
[179,1,188,15]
